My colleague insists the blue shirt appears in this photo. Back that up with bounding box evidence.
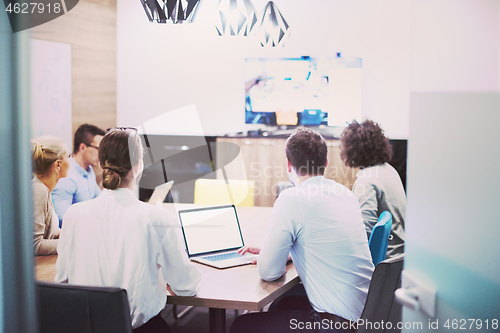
[52,157,101,226]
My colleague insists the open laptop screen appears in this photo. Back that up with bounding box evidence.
[149,180,174,206]
[178,205,244,256]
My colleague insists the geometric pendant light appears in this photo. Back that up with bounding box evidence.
[140,0,201,24]
[215,0,259,36]
[255,1,290,47]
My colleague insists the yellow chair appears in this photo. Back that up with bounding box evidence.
[275,107,298,125]
[194,179,255,207]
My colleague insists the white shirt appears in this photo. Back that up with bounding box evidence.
[353,163,406,258]
[55,188,201,328]
[257,176,374,322]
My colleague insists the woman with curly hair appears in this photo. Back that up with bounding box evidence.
[340,120,406,258]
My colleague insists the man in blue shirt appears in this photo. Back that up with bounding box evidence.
[52,124,105,227]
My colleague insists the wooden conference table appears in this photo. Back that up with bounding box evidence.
[35,203,300,333]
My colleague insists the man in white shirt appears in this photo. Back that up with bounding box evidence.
[231,127,374,333]
[52,124,105,227]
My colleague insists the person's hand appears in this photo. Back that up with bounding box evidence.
[238,246,261,264]
[167,284,177,296]
[238,246,261,255]
[51,229,60,239]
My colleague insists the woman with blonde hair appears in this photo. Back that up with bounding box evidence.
[56,127,201,333]
[31,136,70,255]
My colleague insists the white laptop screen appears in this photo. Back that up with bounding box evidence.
[179,205,244,256]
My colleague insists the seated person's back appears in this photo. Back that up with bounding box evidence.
[231,127,374,333]
[55,127,201,332]
[264,176,374,321]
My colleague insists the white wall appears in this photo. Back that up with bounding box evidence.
[411,0,499,92]
[117,0,411,138]
[405,93,500,331]
[403,0,500,331]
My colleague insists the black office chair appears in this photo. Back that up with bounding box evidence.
[356,253,404,333]
[36,281,133,333]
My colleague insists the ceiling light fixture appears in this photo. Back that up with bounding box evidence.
[141,0,201,24]
[215,0,259,36]
[255,1,289,47]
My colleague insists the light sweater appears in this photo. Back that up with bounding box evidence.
[353,163,406,258]
[32,177,59,255]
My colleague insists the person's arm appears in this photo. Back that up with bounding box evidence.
[353,181,379,238]
[156,213,201,296]
[92,181,101,198]
[90,168,102,198]
[52,178,76,226]
[257,195,300,281]
[33,186,58,255]
[55,207,75,283]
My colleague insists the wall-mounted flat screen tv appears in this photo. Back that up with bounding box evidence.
[245,57,362,127]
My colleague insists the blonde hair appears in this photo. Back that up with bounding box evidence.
[31,136,68,176]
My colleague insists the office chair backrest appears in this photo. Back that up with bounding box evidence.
[36,281,133,333]
[368,211,393,266]
[194,178,255,207]
[356,254,404,333]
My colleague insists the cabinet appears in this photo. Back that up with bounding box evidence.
[216,137,358,207]
[324,140,359,190]
[216,138,287,207]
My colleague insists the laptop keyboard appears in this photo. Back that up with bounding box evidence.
[202,252,242,262]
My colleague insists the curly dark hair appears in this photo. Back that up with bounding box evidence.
[286,127,328,176]
[340,120,392,168]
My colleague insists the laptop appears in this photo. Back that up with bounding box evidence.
[148,180,174,206]
[178,204,257,269]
